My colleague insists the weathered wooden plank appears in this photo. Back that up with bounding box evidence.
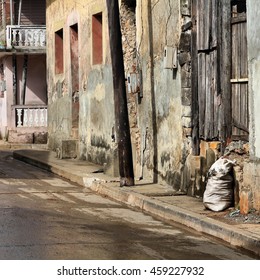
[230,2,249,139]
[232,21,239,79]
[211,0,218,49]
[232,83,239,136]
[240,83,249,134]
[197,0,210,50]
[231,3,239,137]
[231,15,246,24]
[191,0,200,155]
[209,52,215,139]
[212,49,219,138]
[240,21,248,78]
[219,0,232,141]
[198,52,205,137]
[197,0,203,50]
[204,53,212,139]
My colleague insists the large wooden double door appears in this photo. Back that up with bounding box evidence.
[191,0,248,151]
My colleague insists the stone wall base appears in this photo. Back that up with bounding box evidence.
[8,130,48,144]
[243,161,260,212]
[183,140,256,213]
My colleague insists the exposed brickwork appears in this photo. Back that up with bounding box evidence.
[240,189,253,215]
[120,1,141,176]
[179,3,192,139]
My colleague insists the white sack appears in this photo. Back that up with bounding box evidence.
[203,157,236,212]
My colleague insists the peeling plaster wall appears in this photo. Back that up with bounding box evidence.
[46,0,116,171]
[247,0,260,159]
[0,59,8,139]
[47,0,195,189]
[243,0,260,211]
[135,0,183,187]
[0,57,16,138]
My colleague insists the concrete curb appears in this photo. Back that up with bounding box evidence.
[13,150,260,257]
[89,181,260,257]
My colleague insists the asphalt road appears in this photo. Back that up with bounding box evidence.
[0,150,256,260]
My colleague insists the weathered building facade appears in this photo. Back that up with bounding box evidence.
[243,0,260,212]
[46,0,260,211]
[0,0,47,143]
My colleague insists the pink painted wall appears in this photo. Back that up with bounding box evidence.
[16,55,47,105]
[0,54,47,137]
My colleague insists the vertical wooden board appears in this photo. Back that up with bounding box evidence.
[219,0,232,141]
[240,83,248,133]
[232,22,239,79]
[211,0,218,49]
[236,83,241,136]
[240,21,248,78]
[209,51,215,139]
[212,50,219,138]
[240,83,245,132]
[245,83,249,129]
[197,0,203,50]
[198,52,206,137]
[239,21,243,78]
[204,53,212,139]
[197,0,210,50]
[232,83,238,136]
[204,0,211,50]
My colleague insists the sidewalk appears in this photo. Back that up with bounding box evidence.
[1,143,259,257]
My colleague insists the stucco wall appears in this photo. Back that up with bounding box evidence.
[47,0,186,186]
[0,57,14,134]
[16,55,47,106]
[247,0,260,159]
[0,92,7,139]
[240,0,260,210]
[0,58,7,138]
[0,54,47,139]
[243,0,260,211]
[135,0,183,186]
[47,0,116,169]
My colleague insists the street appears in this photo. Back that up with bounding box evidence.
[0,150,256,260]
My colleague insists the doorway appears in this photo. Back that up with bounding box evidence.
[191,0,249,146]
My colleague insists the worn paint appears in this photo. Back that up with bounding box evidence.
[47,0,188,187]
[243,0,260,210]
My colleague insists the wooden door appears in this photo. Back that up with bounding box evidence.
[231,0,249,140]
[192,0,248,147]
[195,0,220,141]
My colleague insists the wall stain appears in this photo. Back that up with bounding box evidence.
[91,135,110,150]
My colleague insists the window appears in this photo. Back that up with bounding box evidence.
[92,13,103,65]
[55,29,64,74]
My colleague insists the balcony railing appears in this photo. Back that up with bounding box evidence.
[6,25,46,50]
[14,105,47,128]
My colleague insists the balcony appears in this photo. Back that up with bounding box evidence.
[13,105,48,128]
[6,25,46,51]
